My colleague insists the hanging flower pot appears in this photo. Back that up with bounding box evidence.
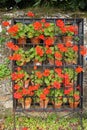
[69,101,79,108]
[18,37,26,45]
[22,97,32,109]
[54,102,62,108]
[30,37,41,45]
[24,79,30,88]
[62,36,73,43]
[40,99,49,109]
[34,60,42,66]
[48,58,54,65]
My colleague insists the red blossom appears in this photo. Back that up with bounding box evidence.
[14,84,20,90]
[80,46,87,56]
[14,92,22,99]
[74,94,80,100]
[34,65,37,70]
[55,60,62,66]
[21,127,28,130]
[7,24,19,35]
[35,46,44,56]
[2,21,10,26]
[44,22,50,27]
[43,88,49,95]
[40,94,46,100]
[27,11,34,17]
[57,44,67,52]
[65,42,72,47]
[44,37,54,46]
[39,35,45,40]
[53,81,61,89]
[6,41,19,51]
[72,45,78,52]
[36,71,43,78]
[43,69,50,77]
[33,21,42,30]
[41,19,46,23]
[9,54,22,61]
[56,20,64,28]
[46,47,52,54]
[75,66,83,73]
[55,52,62,59]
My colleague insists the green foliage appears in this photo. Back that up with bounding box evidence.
[4,114,87,130]
[0,59,11,80]
[33,0,57,7]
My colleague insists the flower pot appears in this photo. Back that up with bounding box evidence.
[69,102,79,108]
[40,99,49,108]
[34,60,42,66]
[17,37,26,45]
[63,36,73,43]
[24,79,30,88]
[31,37,41,44]
[53,102,62,108]
[22,97,32,109]
[48,58,54,65]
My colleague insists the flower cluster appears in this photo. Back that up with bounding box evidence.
[4,11,86,109]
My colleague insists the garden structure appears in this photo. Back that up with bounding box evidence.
[7,18,84,129]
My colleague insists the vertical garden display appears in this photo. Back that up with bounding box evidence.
[7,18,84,111]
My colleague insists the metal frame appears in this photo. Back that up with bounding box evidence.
[11,18,84,130]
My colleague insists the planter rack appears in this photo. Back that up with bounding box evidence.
[12,18,84,129]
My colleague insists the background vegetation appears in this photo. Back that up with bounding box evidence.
[0,0,87,11]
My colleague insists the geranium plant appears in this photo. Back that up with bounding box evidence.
[7,23,27,39]
[29,45,46,65]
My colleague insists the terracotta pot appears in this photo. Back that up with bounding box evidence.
[31,37,41,44]
[63,36,73,43]
[34,60,42,66]
[18,37,26,44]
[48,58,54,65]
[40,99,49,108]
[53,102,62,108]
[69,102,79,108]
[24,79,30,88]
[22,98,32,109]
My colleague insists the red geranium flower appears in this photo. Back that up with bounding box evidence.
[6,41,19,51]
[14,92,22,99]
[7,24,19,35]
[27,11,34,17]
[21,127,28,130]
[33,21,42,30]
[14,84,20,90]
[75,66,83,73]
[80,46,87,56]
[65,42,72,47]
[43,88,49,95]
[55,52,62,59]
[57,43,67,52]
[43,69,50,77]
[44,37,54,46]
[53,81,61,89]
[44,22,50,27]
[36,71,43,78]
[41,18,46,23]
[35,46,44,56]
[46,47,52,54]
[56,20,64,28]
[40,94,46,100]
[9,54,21,61]
[72,45,78,52]
[39,35,45,40]
[2,21,10,26]
[55,60,62,66]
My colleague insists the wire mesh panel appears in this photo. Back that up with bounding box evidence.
[11,18,84,113]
